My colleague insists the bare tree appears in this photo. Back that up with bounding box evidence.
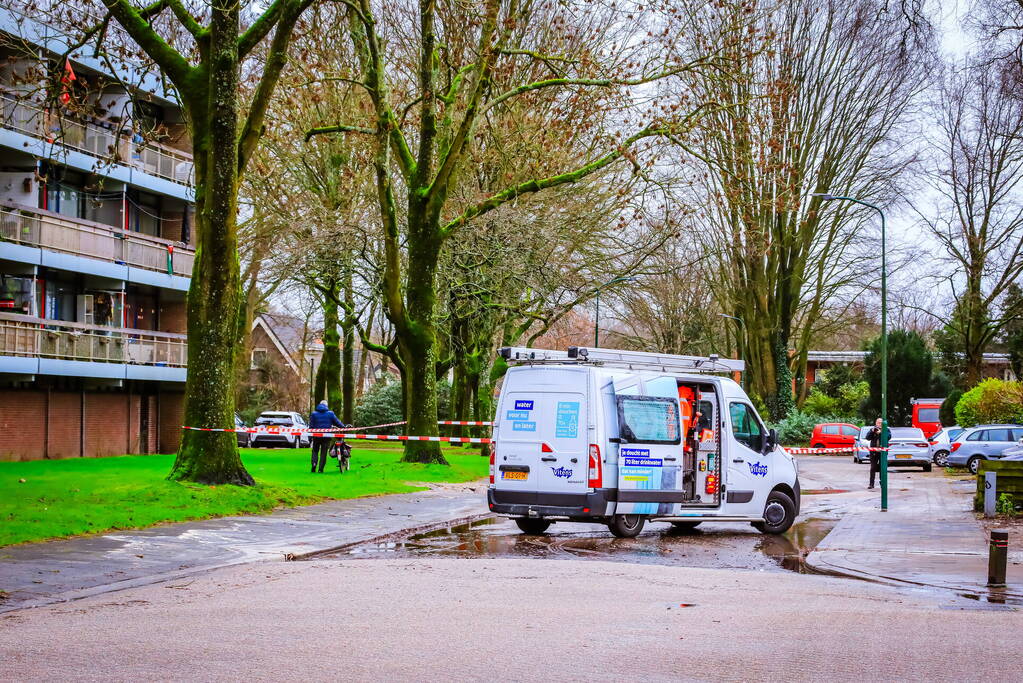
[673,0,932,418]
[923,60,1023,385]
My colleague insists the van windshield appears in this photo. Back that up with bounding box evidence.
[617,396,681,444]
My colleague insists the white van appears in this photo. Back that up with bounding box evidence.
[487,346,800,538]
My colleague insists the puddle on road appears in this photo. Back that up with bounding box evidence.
[334,516,836,574]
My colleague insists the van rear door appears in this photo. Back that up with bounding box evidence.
[614,394,683,515]
[495,376,589,497]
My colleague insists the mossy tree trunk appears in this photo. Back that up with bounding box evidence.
[100,0,312,484]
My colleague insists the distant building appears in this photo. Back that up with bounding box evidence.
[247,313,321,410]
[0,7,194,460]
[803,351,1015,386]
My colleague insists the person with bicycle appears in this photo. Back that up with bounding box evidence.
[308,400,343,473]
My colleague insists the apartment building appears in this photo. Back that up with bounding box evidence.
[0,4,194,460]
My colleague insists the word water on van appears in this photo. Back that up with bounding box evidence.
[514,400,534,411]
[551,466,573,479]
[748,461,768,477]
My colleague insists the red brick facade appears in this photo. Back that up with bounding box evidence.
[0,387,184,461]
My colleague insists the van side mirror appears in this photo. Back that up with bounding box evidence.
[764,428,778,453]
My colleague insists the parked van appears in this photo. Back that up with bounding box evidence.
[487,347,800,538]
[911,398,944,438]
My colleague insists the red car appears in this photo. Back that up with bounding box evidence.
[810,422,860,451]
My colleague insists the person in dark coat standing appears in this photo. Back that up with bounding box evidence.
[309,401,343,473]
[865,417,885,489]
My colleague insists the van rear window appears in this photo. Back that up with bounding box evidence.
[917,408,939,422]
[617,396,680,444]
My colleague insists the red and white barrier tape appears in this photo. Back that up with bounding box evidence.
[338,434,491,444]
[783,446,891,454]
[437,420,493,426]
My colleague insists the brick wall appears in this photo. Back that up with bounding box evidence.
[84,394,129,458]
[47,391,82,459]
[159,391,184,454]
[0,390,46,461]
[0,387,167,461]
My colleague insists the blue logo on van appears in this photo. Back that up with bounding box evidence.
[748,462,768,477]
[512,421,536,432]
[514,400,534,410]
[506,410,530,420]
[621,448,650,458]
[551,466,573,479]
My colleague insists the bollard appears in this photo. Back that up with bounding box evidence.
[984,471,997,518]
[988,529,1008,587]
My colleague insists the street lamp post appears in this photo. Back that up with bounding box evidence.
[813,193,889,511]
[718,313,746,390]
[593,276,634,348]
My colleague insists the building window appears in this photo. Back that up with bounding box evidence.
[251,347,267,370]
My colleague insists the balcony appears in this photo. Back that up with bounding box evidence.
[0,203,194,278]
[0,92,194,186]
[0,311,187,368]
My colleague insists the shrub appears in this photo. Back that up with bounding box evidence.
[771,410,822,446]
[352,378,451,433]
[940,388,963,426]
[803,388,839,417]
[955,378,1023,428]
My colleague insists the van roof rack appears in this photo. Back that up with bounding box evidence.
[497,346,744,374]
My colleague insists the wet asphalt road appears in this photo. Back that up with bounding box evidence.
[333,456,882,573]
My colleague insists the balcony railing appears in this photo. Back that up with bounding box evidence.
[0,92,194,186]
[0,312,187,367]
[0,204,194,278]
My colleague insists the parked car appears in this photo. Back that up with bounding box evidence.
[1000,438,1023,461]
[948,425,1023,474]
[884,427,933,471]
[235,414,251,448]
[853,426,883,463]
[911,398,944,438]
[810,422,860,452]
[251,411,311,448]
[928,425,964,467]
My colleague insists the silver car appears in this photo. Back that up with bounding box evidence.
[884,427,933,471]
[1001,439,1023,461]
[929,426,964,467]
[853,426,932,470]
[947,425,1023,474]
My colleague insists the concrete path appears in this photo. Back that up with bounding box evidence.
[805,460,1023,598]
[0,482,487,613]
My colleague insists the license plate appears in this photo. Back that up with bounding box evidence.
[895,454,911,459]
[502,471,528,480]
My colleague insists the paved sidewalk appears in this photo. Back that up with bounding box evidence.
[0,483,487,613]
[806,468,1023,598]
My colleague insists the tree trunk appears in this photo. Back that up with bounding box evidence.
[321,288,343,412]
[169,11,253,486]
[398,231,446,464]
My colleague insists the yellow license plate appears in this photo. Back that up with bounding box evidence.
[895,454,911,459]
[502,471,528,480]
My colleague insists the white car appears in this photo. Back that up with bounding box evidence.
[853,426,932,470]
[929,426,964,467]
[251,411,311,448]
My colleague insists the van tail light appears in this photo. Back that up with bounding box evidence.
[705,473,718,495]
[489,450,495,484]
[951,442,962,452]
[588,444,602,488]
[541,442,554,453]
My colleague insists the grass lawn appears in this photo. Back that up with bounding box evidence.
[0,443,488,547]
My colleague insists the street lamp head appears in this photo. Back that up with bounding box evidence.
[811,192,835,200]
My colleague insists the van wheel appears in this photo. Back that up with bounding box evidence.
[607,514,645,538]
[752,491,796,535]
[670,521,702,531]
[514,518,551,535]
